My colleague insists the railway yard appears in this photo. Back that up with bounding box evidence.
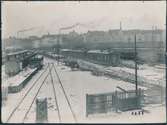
[2,1,166,123]
[1,55,166,123]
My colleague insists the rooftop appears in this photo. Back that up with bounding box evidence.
[87,50,113,54]
[7,50,29,56]
[61,49,83,53]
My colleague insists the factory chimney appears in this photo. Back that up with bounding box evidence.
[120,22,122,31]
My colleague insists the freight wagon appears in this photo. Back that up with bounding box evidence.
[29,55,44,69]
[60,49,121,66]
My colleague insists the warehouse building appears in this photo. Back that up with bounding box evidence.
[5,50,37,76]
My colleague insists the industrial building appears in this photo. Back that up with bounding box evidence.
[5,50,42,76]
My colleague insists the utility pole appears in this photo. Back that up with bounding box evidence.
[152,26,154,49]
[134,34,138,96]
[57,33,60,65]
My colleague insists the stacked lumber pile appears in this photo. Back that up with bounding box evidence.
[77,59,164,88]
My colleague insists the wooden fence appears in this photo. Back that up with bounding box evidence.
[86,89,144,117]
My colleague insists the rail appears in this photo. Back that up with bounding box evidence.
[6,64,49,123]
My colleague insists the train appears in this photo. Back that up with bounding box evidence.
[29,55,44,69]
[60,49,121,67]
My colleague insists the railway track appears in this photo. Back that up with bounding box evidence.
[6,64,50,123]
[52,63,77,123]
[6,62,77,123]
[48,63,61,122]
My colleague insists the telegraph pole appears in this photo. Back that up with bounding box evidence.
[152,26,154,51]
[134,34,138,96]
[57,33,60,65]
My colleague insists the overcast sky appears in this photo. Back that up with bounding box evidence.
[2,1,166,38]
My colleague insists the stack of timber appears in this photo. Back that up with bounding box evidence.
[77,60,164,88]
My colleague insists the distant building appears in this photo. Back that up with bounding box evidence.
[83,29,165,63]
[3,28,165,63]
[85,29,164,47]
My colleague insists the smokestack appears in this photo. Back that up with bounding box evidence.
[120,22,122,30]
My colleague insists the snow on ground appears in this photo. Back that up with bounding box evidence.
[58,65,146,95]
[78,58,165,87]
[2,62,76,123]
[2,65,9,106]
[24,64,76,123]
[24,69,60,123]
[2,57,166,123]
[107,63,165,87]
[84,104,166,123]
[121,60,137,69]
[50,67,76,123]
[45,58,166,123]
[2,65,8,87]
[1,65,48,123]
[7,67,37,86]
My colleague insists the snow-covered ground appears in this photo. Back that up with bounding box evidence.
[106,63,165,87]
[1,57,166,123]
[1,65,48,123]
[78,58,165,88]
[84,105,166,123]
[2,65,8,87]
[45,57,166,123]
[2,65,37,87]
[108,64,165,84]
[2,65,8,105]
[7,67,37,87]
